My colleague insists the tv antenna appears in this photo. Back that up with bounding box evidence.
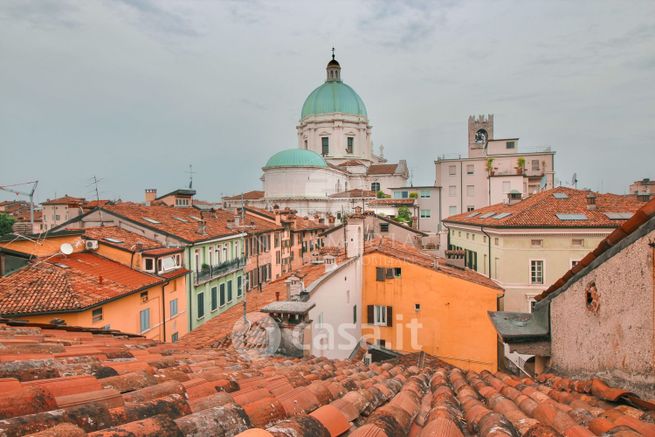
[0,180,39,229]
[186,164,195,189]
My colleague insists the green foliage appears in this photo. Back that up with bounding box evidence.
[409,192,418,199]
[376,191,390,199]
[0,213,15,236]
[517,157,526,169]
[394,206,412,224]
[486,158,495,174]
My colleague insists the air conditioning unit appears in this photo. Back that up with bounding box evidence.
[85,240,99,250]
[363,353,372,366]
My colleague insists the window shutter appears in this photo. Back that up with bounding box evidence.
[386,268,394,279]
[367,305,374,324]
[386,306,393,327]
[376,267,385,281]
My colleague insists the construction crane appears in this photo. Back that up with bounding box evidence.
[0,180,39,229]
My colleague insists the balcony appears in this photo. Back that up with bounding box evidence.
[193,257,246,285]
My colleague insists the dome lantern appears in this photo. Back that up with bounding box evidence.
[326,47,341,82]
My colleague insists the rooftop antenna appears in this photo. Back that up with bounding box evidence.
[331,47,335,60]
[0,180,38,229]
[571,173,578,189]
[186,164,195,189]
[88,176,105,225]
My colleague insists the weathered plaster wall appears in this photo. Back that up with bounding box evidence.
[550,227,655,396]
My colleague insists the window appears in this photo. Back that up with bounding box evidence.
[506,141,515,149]
[371,182,380,192]
[530,260,544,284]
[346,137,354,154]
[227,280,233,302]
[448,165,456,176]
[367,305,392,327]
[571,259,580,268]
[170,298,178,317]
[415,303,421,312]
[144,258,154,272]
[466,185,475,197]
[140,291,149,302]
[237,276,243,297]
[502,181,511,193]
[211,287,218,311]
[467,205,475,212]
[197,293,205,318]
[494,237,499,246]
[449,206,457,216]
[420,190,430,198]
[220,284,226,306]
[380,223,389,233]
[194,250,200,272]
[321,137,329,156]
[376,267,385,281]
[466,164,474,175]
[420,209,431,218]
[531,239,543,248]
[448,185,456,197]
[353,305,357,324]
[92,308,103,323]
[139,308,150,333]
[531,159,540,171]
[572,238,584,247]
[393,267,401,277]
[171,332,179,343]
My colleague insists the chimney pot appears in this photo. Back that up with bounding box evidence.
[586,192,597,210]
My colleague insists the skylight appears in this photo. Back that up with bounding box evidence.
[104,237,123,244]
[467,212,480,218]
[479,212,496,219]
[189,216,202,221]
[556,213,588,221]
[174,216,189,223]
[552,192,569,199]
[54,263,69,269]
[604,212,633,220]
[143,217,161,224]
[493,212,512,219]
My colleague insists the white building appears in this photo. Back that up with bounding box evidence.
[223,54,409,219]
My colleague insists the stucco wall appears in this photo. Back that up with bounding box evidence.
[550,227,655,396]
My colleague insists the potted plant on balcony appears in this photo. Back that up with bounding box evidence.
[516,157,526,175]
[201,263,210,274]
[486,158,495,176]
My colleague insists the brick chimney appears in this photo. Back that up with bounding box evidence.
[145,189,157,206]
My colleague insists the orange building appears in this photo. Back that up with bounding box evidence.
[0,252,186,342]
[362,238,503,372]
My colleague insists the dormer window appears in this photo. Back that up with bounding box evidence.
[144,258,154,272]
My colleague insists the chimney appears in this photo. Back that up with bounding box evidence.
[586,192,597,210]
[145,189,157,206]
[323,254,337,272]
[285,275,304,299]
[507,190,522,205]
[637,191,651,202]
[197,220,207,235]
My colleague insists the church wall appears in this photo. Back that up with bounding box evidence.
[297,114,372,162]
[263,168,348,199]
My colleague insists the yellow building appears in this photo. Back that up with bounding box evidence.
[362,238,503,372]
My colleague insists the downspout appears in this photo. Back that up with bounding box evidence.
[481,226,492,279]
[459,161,463,214]
[187,247,193,332]
[256,234,262,292]
[161,282,167,342]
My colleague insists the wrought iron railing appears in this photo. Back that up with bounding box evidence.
[194,257,246,285]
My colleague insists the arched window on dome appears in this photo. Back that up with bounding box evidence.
[346,136,354,154]
[321,137,329,156]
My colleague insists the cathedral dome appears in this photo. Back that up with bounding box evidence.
[264,149,328,169]
[301,82,367,119]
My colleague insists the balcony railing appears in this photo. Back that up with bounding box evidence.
[194,257,246,285]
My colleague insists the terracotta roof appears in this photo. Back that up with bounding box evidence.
[42,195,85,206]
[237,210,282,234]
[444,187,647,228]
[244,206,276,220]
[368,198,416,206]
[328,189,376,199]
[535,197,655,302]
[180,262,329,349]
[155,189,196,200]
[0,320,653,436]
[83,226,162,251]
[0,253,162,316]
[337,160,365,167]
[290,216,327,232]
[83,200,111,209]
[365,237,503,290]
[224,191,266,201]
[101,203,242,243]
[367,164,398,175]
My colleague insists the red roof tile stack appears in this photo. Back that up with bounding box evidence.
[0,320,653,436]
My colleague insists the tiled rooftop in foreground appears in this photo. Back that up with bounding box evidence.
[0,320,654,436]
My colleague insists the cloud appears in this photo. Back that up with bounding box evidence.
[0,0,80,28]
[110,0,202,37]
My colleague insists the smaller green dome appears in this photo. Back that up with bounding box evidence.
[264,149,328,169]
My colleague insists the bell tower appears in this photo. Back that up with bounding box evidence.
[468,114,494,158]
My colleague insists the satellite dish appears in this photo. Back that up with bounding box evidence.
[60,243,74,255]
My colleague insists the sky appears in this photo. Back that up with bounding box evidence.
[1,0,653,203]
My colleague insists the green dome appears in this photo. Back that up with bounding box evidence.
[301,81,367,119]
[264,149,328,169]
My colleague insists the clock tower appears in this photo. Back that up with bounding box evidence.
[468,114,494,158]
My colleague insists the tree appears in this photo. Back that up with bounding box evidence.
[409,192,418,199]
[395,206,412,224]
[0,213,15,236]
[376,191,390,199]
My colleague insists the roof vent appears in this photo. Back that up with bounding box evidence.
[197,220,207,235]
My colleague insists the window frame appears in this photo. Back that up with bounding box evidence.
[139,308,151,333]
[530,259,544,285]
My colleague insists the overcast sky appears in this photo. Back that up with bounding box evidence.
[1,0,653,203]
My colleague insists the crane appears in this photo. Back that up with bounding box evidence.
[0,180,39,230]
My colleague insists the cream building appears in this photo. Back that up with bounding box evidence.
[223,54,409,219]
[442,187,648,313]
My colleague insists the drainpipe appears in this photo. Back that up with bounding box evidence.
[187,247,193,332]
[161,282,167,342]
[256,234,262,292]
[459,161,463,214]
